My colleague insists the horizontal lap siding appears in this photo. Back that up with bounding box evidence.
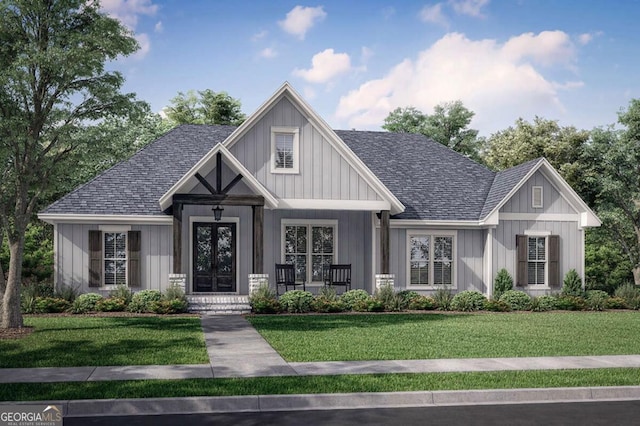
[56,224,171,295]
[229,97,381,201]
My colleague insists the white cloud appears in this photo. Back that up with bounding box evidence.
[100,0,158,58]
[278,6,326,40]
[336,31,583,134]
[577,31,603,45]
[449,0,489,17]
[154,21,163,33]
[361,46,374,63]
[101,0,158,29]
[293,49,352,83]
[260,47,278,59]
[251,30,268,41]
[419,3,448,26]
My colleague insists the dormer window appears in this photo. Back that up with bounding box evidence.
[532,186,543,208]
[271,126,299,174]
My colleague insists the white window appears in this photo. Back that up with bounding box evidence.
[532,186,543,208]
[282,220,336,283]
[104,232,127,286]
[407,230,456,288]
[527,236,546,285]
[271,126,299,174]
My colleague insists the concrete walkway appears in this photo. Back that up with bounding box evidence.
[2,315,640,383]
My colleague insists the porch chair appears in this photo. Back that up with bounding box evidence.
[274,263,305,296]
[323,264,351,294]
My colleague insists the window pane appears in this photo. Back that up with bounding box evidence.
[410,236,429,261]
[410,261,429,285]
[115,260,127,285]
[275,133,294,168]
[294,255,307,282]
[104,260,115,286]
[105,233,115,258]
[312,226,333,254]
[434,261,452,286]
[311,255,332,282]
[434,237,452,261]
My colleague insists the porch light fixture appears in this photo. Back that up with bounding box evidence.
[212,205,224,221]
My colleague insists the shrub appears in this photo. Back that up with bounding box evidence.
[605,296,628,310]
[554,295,587,311]
[279,290,314,313]
[311,297,346,313]
[71,293,104,314]
[408,295,437,310]
[493,269,513,300]
[628,296,640,310]
[34,297,70,313]
[585,290,609,311]
[562,269,583,297]
[109,285,133,305]
[95,297,127,312]
[531,295,558,312]
[397,290,420,306]
[451,290,486,312]
[128,290,162,313]
[21,282,52,313]
[249,284,281,314]
[54,283,78,302]
[318,286,339,301]
[614,283,640,305]
[164,285,186,301]
[374,284,404,311]
[433,286,453,311]
[340,289,370,311]
[484,299,511,312]
[151,299,188,314]
[353,297,385,312]
[499,290,532,311]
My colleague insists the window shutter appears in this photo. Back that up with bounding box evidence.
[548,235,560,286]
[128,230,142,287]
[89,230,102,287]
[516,235,528,286]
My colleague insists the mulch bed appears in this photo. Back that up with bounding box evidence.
[0,326,34,340]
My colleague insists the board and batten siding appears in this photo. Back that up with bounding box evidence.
[492,220,582,296]
[55,223,172,295]
[500,170,576,214]
[229,96,382,202]
[378,227,485,293]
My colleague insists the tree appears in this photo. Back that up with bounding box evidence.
[382,101,482,160]
[165,89,246,126]
[483,117,591,200]
[584,99,640,285]
[0,0,143,328]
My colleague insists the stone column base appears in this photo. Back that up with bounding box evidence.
[375,274,395,291]
[249,274,269,295]
[169,273,186,292]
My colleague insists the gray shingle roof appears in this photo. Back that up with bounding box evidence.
[43,124,532,221]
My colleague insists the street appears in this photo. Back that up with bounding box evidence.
[66,400,640,426]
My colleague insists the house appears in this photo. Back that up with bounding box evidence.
[38,82,601,308]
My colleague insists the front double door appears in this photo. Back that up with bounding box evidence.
[193,222,236,292]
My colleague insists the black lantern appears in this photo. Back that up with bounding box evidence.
[212,205,224,221]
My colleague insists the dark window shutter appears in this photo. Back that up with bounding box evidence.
[89,230,102,287]
[128,230,142,287]
[548,235,560,286]
[516,234,528,286]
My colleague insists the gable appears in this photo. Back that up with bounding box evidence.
[500,170,577,214]
[227,96,383,203]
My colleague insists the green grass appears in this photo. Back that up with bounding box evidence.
[1,368,639,402]
[0,316,209,368]
[247,312,640,361]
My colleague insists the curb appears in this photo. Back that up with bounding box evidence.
[5,386,640,418]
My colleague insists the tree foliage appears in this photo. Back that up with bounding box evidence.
[584,99,640,285]
[0,0,143,328]
[382,101,482,160]
[164,89,246,126]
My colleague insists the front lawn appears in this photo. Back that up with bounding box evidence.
[247,311,640,362]
[0,316,209,368]
[2,368,640,401]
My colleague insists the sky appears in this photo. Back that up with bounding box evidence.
[103,0,640,137]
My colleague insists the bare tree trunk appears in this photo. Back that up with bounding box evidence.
[634,266,640,287]
[0,229,4,320]
[1,234,25,329]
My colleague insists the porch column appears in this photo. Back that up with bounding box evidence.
[380,210,390,274]
[252,205,264,274]
[172,201,183,274]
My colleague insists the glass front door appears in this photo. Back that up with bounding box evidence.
[193,222,236,292]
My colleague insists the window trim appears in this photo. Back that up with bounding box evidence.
[406,229,457,290]
[523,230,551,289]
[271,126,300,174]
[102,231,128,288]
[281,219,338,285]
[532,186,543,208]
